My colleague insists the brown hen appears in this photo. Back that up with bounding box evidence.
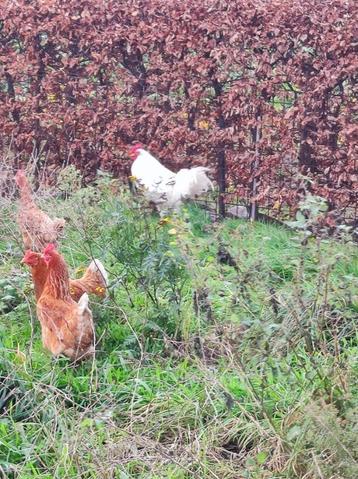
[15,170,65,252]
[36,244,95,361]
[21,251,108,302]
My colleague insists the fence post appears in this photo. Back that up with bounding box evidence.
[250,112,261,221]
[217,146,226,219]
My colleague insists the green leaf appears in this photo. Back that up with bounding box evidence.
[256,451,268,465]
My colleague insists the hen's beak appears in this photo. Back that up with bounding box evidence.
[20,252,29,264]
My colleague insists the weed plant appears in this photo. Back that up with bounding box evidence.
[0,170,357,478]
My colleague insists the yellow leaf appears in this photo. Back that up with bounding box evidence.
[198,120,210,130]
[273,200,281,209]
[159,217,171,225]
[47,93,57,102]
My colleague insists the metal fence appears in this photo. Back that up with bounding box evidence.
[196,167,358,227]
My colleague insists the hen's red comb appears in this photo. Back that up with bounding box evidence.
[43,243,56,255]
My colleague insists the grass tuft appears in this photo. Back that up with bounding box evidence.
[1,172,357,478]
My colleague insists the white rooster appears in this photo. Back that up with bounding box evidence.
[129,144,213,215]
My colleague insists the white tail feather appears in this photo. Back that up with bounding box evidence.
[171,167,213,206]
[187,166,214,194]
[77,292,89,313]
[88,259,108,286]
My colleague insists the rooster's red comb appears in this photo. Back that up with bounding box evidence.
[128,143,143,155]
[43,243,56,255]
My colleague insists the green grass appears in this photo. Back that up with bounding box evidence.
[1,181,357,478]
